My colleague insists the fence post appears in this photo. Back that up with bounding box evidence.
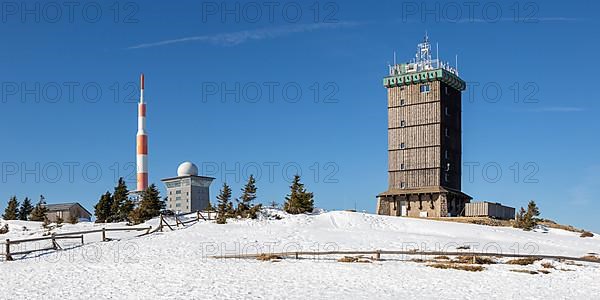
[197,211,200,221]
[81,235,84,245]
[159,215,163,232]
[102,227,106,242]
[5,239,12,261]
[146,226,152,234]
[295,252,299,259]
[375,250,381,261]
[51,234,58,250]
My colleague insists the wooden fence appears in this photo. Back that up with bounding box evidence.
[212,249,600,264]
[156,210,217,232]
[3,226,151,261]
[2,210,218,262]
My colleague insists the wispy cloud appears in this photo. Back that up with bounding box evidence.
[533,106,585,113]
[128,22,358,49]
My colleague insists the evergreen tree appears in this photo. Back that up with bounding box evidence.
[29,195,49,222]
[120,198,135,222]
[283,175,314,214]
[18,197,34,221]
[515,207,527,229]
[205,201,214,211]
[109,178,129,222]
[514,201,541,231]
[216,182,233,224]
[3,196,20,220]
[526,201,540,219]
[238,175,257,212]
[129,184,164,224]
[93,191,113,223]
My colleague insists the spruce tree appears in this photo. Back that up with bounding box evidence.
[239,175,257,212]
[283,175,314,214]
[216,182,232,224]
[18,197,34,221]
[120,198,135,222]
[94,191,113,223]
[3,196,20,220]
[526,201,540,219]
[206,201,214,211]
[129,184,164,224]
[29,196,49,222]
[109,177,129,222]
[514,201,541,231]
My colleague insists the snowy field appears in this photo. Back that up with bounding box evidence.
[1,210,599,299]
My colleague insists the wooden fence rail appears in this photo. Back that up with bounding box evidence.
[3,226,151,261]
[212,249,600,264]
[157,210,217,232]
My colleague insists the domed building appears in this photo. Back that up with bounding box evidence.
[161,161,215,213]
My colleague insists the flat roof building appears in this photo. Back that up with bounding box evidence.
[161,162,215,213]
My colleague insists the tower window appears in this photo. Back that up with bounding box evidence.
[420,84,430,93]
[400,99,406,106]
[445,86,449,95]
[400,120,406,127]
[400,182,406,189]
[400,142,406,149]
[445,128,449,137]
[400,163,405,170]
[445,107,450,116]
[445,150,449,159]
[445,173,449,182]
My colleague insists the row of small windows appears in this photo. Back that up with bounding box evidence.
[170,203,189,209]
[417,85,451,94]
[169,190,189,196]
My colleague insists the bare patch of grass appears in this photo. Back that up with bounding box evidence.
[510,269,539,275]
[580,231,594,238]
[541,262,555,269]
[456,245,471,250]
[410,258,426,263]
[563,260,583,267]
[256,254,282,261]
[506,257,541,265]
[455,256,496,265]
[560,268,575,272]
[427,263,484,272]
[538,269,551,274]
[338,256,372,263]
[581,255,600,262]
[434,255,450,260]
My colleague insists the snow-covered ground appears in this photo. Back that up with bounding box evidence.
[1,210,599,299]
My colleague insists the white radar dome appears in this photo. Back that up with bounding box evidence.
[177,161,198,177]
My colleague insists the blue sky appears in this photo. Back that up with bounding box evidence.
[1,0,599,231]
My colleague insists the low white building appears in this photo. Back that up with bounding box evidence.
[161,162,215,213]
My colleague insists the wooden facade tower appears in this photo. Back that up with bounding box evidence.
[376,35,471,218]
